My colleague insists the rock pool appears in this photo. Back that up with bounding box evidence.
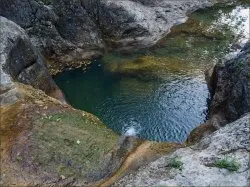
[55,3,249,142]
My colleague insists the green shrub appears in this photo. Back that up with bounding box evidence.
[214,157,241,171]
[169,157,183,170]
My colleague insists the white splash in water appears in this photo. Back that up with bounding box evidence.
[125,126,137,136]
[123,118,142,136]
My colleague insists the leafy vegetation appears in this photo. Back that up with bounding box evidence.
[168,157,183,170]
[214,157,241,171]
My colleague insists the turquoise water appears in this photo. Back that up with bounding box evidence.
[55,4,249,142]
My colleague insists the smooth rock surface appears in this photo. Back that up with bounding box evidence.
[94,0,216,50]
[115,113,250,187]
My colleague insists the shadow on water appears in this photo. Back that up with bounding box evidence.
[55,3,249,142]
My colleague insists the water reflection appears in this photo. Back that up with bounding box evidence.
[213,6,250,43]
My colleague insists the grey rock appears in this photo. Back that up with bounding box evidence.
[208,42,250,125]
[0,16,61,104]
[94,0,217,51]
[116,114,250,187]
[0,0,231,65]
[0,0,104,65]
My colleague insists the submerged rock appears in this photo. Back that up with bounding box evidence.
[115,113,250,187]
[104,55,199,81]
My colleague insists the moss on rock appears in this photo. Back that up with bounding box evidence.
[1,83,119,185]
[27,111,118,178]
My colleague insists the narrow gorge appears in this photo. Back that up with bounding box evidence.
[0,0,249,186]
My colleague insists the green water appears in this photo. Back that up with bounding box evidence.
[55,3,249,142]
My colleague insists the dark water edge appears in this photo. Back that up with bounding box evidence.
[55,3,249,142]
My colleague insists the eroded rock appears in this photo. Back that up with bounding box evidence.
[0,0,232,72]
[187,42,250,144]
[208,42,250,126]
[115,113,250,187]
[94,0,218,51]
[0,16,65,104]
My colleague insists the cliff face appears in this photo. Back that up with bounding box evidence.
[0,0,104,73]
[187,43,250,144]
[0,0,223,72]
[0,16,64,104]
[208,43,250,125]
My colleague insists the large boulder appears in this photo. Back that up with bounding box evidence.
[0,0,104,72]
[0,16,64,104]
[91,0,217,51]
[208,42,250,127]
[187,42,250,144]
[115,113,250,186]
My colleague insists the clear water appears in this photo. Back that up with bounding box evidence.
[55,4,249,142]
